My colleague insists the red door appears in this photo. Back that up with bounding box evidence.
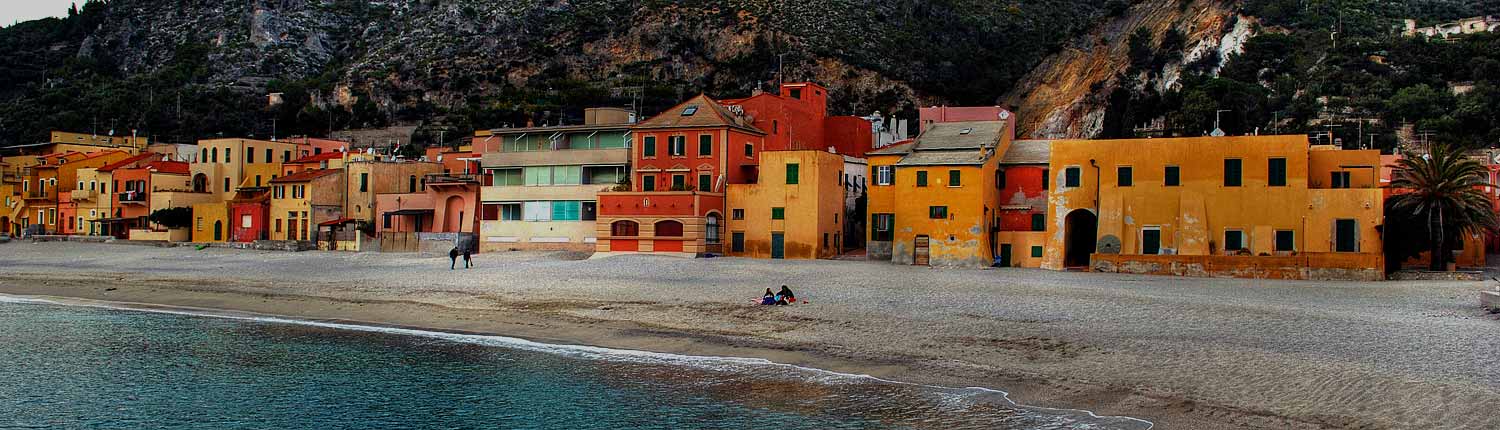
[610,239,639,252]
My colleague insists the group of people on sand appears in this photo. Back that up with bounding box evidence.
[760,286,797,305]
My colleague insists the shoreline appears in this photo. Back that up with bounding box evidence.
[0,291,1155,429]
[2,243,1496,429]
[0,273,1223,428]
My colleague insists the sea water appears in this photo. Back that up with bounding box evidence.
[0,297,1150,429]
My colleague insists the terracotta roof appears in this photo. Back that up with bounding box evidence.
[97,153,161,172]
[633,94,764,135]
[147,161,190,175]
[287,151,345,164]
[271,168,341,183]
[999,140,1051,165]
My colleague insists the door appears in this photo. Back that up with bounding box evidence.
[998,244,1012,267]
[914,235,930,266]
[1142,228,1161,255]
[771,233,785,259]
[1335,219,1357,252]
[213,221,223,241]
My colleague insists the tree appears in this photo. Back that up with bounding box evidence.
[147,207,193,229]
[1387,145,1500,271]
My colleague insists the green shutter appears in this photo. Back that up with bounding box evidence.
[949,170,961,186]
[1224,159,1242,187]
[643,137,656,157]
[1268,158,1287,186]
[772,207,785,220]
[916,171,927,187]
[1031,213,1045,231]
[1030,246,1043,258]
[786,163,800,184]
[1165,166,1180,186]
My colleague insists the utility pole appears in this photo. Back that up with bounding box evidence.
[271,119,277,142]
[1211,109,1231,136]
[777,53,789,88]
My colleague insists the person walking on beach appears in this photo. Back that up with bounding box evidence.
[449,247,460,270]
[462,246,473,269]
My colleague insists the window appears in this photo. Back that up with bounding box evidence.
[612,221,639,237]
[875,166,894,185]
[1224,230,1246,252]
[551,201,582,221]
[872,214,894,241]
[275,218,283,233]
[642,175,656,191]
[671,174,686,190]
[698,135,713,156]
[1275,230,1295,252]
[1268,157,1287,187]
[1031,246,1043,258]
[1143,227,1162,255]
[699,174,713,193]
[771,207,785,220]
[1031,213,1045,232]
[732,209,745,220]
[360,173,369,192]
[948,170,961,187]
[916,171,928,187]
[669,136,686,156]
[1042,169,1050,189]
[681,106,698,116]
[1116,166,1133,187]
[202,148,209,163]
[223,177,230,192]
[265,148,273,164]
[744,143,754,157]
[582,202,597,221]
[1224,159,1242,187]
[482,204,501,221]
[211,148,218,163]
[996,169,1006,189]
[255,175,262,187]
[705,214,720,244]
[283,150,291,162]
[1165,166,1180,186]
[655,220,684,237]
[491,169,521,186]
[497,203,521,221]
[643,136,657,157]
[789,88,802,99]
[732,232,746,252]
[1331,171,1351,189]
[224,148,231,164]
[523,202,552,221]
[248,147,256,163]
[786,163,800,184]
[1335,219,1357,252]
[929,206,948,219]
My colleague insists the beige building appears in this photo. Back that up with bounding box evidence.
[478,108,632,251]
[268,169,344,242]
[345,160,444,224]
[191,138,316,201]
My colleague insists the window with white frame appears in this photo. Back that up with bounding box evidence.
[875,165,894,185]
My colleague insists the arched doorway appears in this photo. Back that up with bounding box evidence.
[213,220,223,241]
[443,195,466,232]
[1063,209,1098,268]
[192,174,208,193]
[704,212,721,251]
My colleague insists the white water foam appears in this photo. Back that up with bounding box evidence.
[1,293,1152,429]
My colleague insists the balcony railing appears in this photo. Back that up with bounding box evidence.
[424,173,484,186]
[118,191,148,204]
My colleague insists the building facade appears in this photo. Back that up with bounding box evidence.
[269,169,345,242]
[478,117,630,252]
[725,150,847,259]
[994,140,1052,268]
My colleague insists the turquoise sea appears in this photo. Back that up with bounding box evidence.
[0,296,1150,429]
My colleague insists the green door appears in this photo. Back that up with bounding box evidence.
[213,221,223,241]
[998,244,1012,267]
[771,233,785,259]
[1335,220,1357,252]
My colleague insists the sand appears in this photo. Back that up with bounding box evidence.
[1,242,1497,429]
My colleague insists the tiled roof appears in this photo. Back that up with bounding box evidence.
[97,153,161,172]
[633,94,764,135]
[866,139,917,156]
[271,168,340,183]
[895,150,992,166]
[147,161,190,175]
[1000,140,1051,165]
[911,121,1006,150]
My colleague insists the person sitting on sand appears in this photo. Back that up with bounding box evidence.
[760,288,777,305]
[449,247,460,270]
[776,285,795,305]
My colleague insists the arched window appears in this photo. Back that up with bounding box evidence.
[611,220,639,237]
[211,148,218,163]
[202,148,208,163]
[705,214,720,244]
[655,220,684,237]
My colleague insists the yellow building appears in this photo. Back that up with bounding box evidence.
[1044,135,1385,280]
[191,138,315,201]
[725,150,847,259]
[190,202,230,242]
[268,169,345,241]
[865,120,1012,267]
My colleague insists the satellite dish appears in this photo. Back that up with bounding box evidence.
[1097,235,1123,254]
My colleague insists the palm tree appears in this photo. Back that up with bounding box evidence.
[1387,144,1500,271]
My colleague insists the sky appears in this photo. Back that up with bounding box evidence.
[3,0,76,27]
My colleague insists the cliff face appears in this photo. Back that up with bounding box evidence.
[1002,0,1250,139]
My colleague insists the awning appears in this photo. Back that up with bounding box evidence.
[384,209,435,216]
[318,217,359,227]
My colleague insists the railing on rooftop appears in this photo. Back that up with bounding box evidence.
[423,173,484,185]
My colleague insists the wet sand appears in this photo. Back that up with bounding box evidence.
[2,242,1497,429]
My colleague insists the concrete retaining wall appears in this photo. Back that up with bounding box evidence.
[1091,253,1384,281]
[189,240,315,252]
[1482,290,1500,312]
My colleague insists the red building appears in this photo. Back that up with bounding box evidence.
[919,106,1013,131]
[719,82,874,157]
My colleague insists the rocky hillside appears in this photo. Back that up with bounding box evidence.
[0,0,1492,146]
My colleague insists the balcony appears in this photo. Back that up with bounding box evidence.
[70,189,97,202]
[424,173,483,188]
[481,148,629,168]
[25,190,53,201]
[118,191,148,205]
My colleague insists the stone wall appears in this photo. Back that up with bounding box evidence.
[1091,253,1384,281]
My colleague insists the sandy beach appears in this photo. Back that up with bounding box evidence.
[1,242,1497,429]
